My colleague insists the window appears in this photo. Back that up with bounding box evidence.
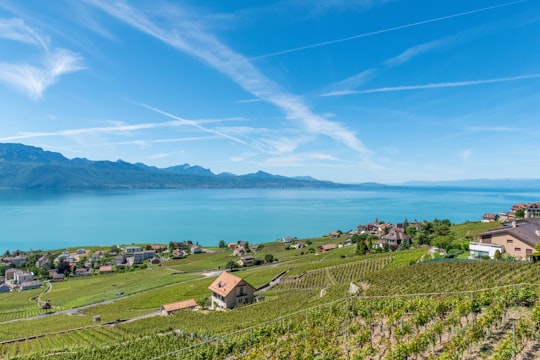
[506,239,513,244]
[515,247,521,252]
[526,249,533,256]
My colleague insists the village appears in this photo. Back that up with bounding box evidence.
[2,201,540,312]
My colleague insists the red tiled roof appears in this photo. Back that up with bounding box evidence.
[161,299,197,312]
[99,265,113,272]
[208,272,245,297]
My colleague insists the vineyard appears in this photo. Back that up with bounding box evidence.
[2,247,540,360]
[3,284,539,359]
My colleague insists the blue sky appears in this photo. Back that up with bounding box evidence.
[0,0,539,184]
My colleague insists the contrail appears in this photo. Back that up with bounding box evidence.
[359,73,540,93]
[249,0,527,61]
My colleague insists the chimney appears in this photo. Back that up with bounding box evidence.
[512,221,517,228]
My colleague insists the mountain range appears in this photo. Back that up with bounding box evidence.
[0,143,349,189]
[2,143,538,190]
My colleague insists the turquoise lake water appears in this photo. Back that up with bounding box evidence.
[1,187,539,253]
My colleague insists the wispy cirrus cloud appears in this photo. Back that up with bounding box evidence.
[384,38,449,68]
[359,73,540,94]
[88,0,373,164]
[0,18,84,100]
[248,0,527,61]
[320,69,376,97]
[0,18,49,50]
[0,118,225,142]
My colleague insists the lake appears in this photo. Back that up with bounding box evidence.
[0,187,538,253]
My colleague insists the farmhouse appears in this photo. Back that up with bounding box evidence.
[208,272,255,309]
[318,243,337,252]
[237,255,254,267]
[160,299,198,315]
[476,220,540,260]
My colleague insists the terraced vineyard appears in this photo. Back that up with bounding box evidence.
[277,257,392,290]
[2,249,540,360]
[4,284,539,360]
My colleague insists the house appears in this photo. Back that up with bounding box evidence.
[150,244,166,252]
[76,249,86,255]
[294,242,306,249]
[237,256,254,267]
[190,245,202,254]
[172,249,187,258]
[2,255,28,266]
[5,268,19,281]
[318,243,337,252]
[160,299,198,315]
[482,213,499,222]
[340,239,353,247]
[51,272,65,282]
[208,272,255,309]
[281,237,296,244]
[114,255,126,266]
[35,255,51,269]
[14,270,34,284]
[227,242,238,249]
[232,247,246,257]
[328,232,341,238]
[19,280,41,291]
[249,245,260,252]
[237,241,248,248]
[383,227,411,250]
[74,268,92,277]
[143,250,156,260]
[132,252,145,264]
[125,246,143,254]
[477,220,540,260]
[469,242,504,259]
[99,265,113,274]
[525,203,540,219]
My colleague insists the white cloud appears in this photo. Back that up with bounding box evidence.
[359,73,540,94]
[89,0,374,165]
[0,18,49,51]
[0,48,84,100]
[0,18,84,99]
[384,38,448,67]
[320,69,376,97]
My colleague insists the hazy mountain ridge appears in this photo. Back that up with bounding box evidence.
[402,179,540,189]
[2,143,537,190]
[0,143,344,189]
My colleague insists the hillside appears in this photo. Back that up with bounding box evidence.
[0,143,345,189]
[1,225,539,359]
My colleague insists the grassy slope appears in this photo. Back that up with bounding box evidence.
[2,222,538,359]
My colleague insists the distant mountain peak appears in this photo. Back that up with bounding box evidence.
[0,142,345,189]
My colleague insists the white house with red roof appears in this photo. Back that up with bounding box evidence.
[208,272,255,309]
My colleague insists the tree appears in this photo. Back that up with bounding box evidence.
[56,260,71,275]
[515,208,525,219]
[264,254,274,264]
[432,235,452,251]
[225,260,238,271]
[356,238,368,255]
[218,240,226,248]
[494,249,502,260]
